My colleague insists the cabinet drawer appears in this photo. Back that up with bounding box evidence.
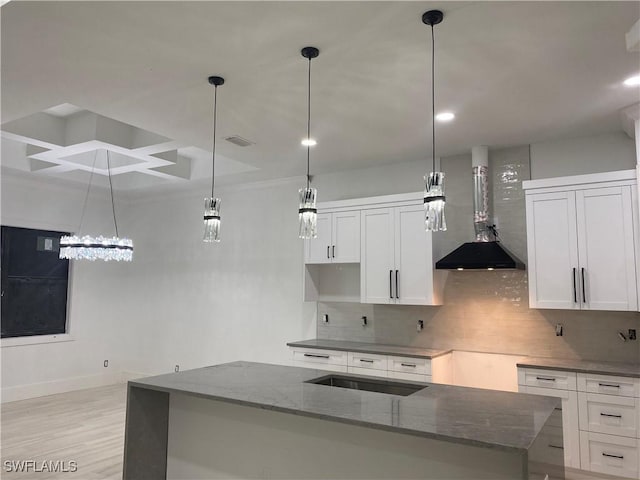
[578,373,640,398]
[387,356,431,376]
[578,392,639,438]
[348,352,387,372]
[348,366,387,378]
[579,431,639,479]
[518,368,576,390]
[387,370,431,383]
[291,348,348,367]
[529,425,566,467]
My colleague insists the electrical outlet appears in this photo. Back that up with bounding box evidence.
[175,365,180,372]
[417,320,424,332]
[629,329,637,341]
[361,316,367,326]
[555,324,563,336]
[103,360,109,368]
[323,314,329,323]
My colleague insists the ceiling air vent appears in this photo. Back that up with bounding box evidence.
[225,135,254,147]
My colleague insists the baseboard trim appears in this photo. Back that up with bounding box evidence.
[1,372,127,403]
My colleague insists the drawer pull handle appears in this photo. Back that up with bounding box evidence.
[304,354,330,359]
[554,407,562,412]
[359,359,374,363]
[600,413,622,419]
[401,363,417,367]
[548,444,564,450]
[598,383,620,388]
[602,453,624,460]
[535,376,556,382]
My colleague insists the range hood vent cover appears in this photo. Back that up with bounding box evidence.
[435,241,525,270]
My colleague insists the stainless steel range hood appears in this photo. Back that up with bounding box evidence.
[435,146,525,270]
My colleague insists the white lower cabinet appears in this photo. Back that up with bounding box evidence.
[520,384,581,469]
[387,370,431,383]
[291,347,348,373]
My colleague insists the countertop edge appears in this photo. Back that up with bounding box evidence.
[286,340,452,359]
[127,379,529,454]
[516,361,640,379]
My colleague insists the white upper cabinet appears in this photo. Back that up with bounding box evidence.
[524,170,638,311]
[305,211,360,264]
[361,203,442,306]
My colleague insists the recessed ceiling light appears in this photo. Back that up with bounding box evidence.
[301,138,317,146]
[436,112,455,122]
[623,75,640,86]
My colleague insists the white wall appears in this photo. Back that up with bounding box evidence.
[0,171,132,401]
[119,178,316,376]
[530,131,635,179]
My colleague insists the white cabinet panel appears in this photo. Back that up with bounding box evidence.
[332,211,360,263]
[387,356,431,376]
[348,352,387,372]
[306,213,332,264]
[291,347,348,368]
[387,370,431,383]
[579,431,639,479]
[361,208,395,304]
[394,205,435,306]
[576,186,638,311]
[578,392,639,439]
[526,191,579,309]
[521,385,581,469]
[348,366,387,378]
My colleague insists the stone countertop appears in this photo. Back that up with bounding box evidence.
[517,357,640,378]
[286,339,452,359]
[130,361,558,453]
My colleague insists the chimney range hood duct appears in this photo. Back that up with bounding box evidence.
[435,146,525,270]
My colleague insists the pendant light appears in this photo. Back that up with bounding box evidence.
[203,75,224,243]
[422,10,447,232]
[298,46,319,239]
[59,150,133,262]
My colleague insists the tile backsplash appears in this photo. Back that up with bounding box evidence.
[317,271,640,363]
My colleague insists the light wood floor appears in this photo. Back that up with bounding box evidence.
[1,384,126,479]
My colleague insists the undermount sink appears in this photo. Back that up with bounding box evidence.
[306,374,427,396]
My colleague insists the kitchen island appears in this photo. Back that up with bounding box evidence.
[123,361,563,479]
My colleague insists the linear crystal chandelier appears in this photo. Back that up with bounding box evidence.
[298,46,320,239]
[422,10,447,232]
[203,76,225,243]
[59,150,133,262]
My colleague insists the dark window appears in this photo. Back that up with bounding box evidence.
[1,226,70,338]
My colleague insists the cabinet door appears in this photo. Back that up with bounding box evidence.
[361,208,395,304]
[576,186,638,311]
[331,211,360,263]
[526,191,580,309]
[394,205,435,305]
[305,213,332,264]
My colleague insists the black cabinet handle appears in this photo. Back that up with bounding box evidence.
[599,383,620,388]
[359,359,374,363]
[327,246,330,259]
[602,453,624,459]
[304,353,329,359]
[332,245,335,258]
[395,270,399,299]
[573,268,577,303]
[389,270,393,299]
[548,444,564,450]
[401,363,416,368]
[600,413,623,419]
[581,267,586,303]
[536,376,556,382]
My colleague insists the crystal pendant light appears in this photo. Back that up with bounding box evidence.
[59,150,134,262]
[203,75,224,243]
[422,10,447,232]
[298,46,319,239]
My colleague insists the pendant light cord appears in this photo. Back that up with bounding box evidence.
[431,23,436,173]
[211,84,218,198]
[106,151,119,238]
[77,149,99,233]
[306,56,312,189]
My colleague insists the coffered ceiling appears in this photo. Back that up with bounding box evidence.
[1,1,639,192]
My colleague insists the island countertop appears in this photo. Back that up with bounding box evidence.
[129,361,558,453]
